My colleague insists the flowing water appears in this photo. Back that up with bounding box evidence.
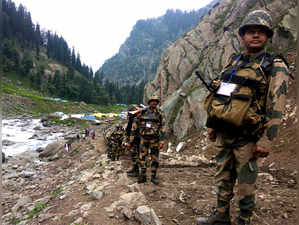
[2,118,64,156]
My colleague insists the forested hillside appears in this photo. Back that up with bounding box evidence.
[96,0,219,87]
[1,0,143,105]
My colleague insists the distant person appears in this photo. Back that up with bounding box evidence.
[196,10,290,225]
[2,152,6,163]
[76,134,80,143]
[125,105,141,178]
[91,129,95,139]
[85,128,89,137]
[67,139,72,151]
[105,124,125,161]
[65,142,69,152]
[129,96,165,185]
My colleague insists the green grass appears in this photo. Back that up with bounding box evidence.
[70,147,80,156]
[48,117,76,126]
[51,186,63,197]
[9,217,23,225]
[1,82,51,101]
[27,203,47,219]
[93,104,127,113]
[1,77,127,117]
[87,194,97,201]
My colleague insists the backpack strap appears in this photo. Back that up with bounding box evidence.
[271,54,289,68]
[227,53,240,68]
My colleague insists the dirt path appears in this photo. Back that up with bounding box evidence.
[2,113,297,225]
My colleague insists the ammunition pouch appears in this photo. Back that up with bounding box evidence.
[204,72,265,133]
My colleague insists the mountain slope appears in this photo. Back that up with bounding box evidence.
[144,0,297,140]
[1,0,111,107]
[96,0,219,86]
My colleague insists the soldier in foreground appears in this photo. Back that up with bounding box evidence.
[129,96,165,185]
[196,10,290,225]
[126,105,141,177]
[105,124,125,161]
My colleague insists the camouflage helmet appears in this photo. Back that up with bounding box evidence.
[238,10,273,38]
[115,123,123,130]
[148,95,160,104]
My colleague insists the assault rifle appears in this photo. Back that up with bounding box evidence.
[194,69,218,93]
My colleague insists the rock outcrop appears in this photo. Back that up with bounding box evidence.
[144,0,297,139]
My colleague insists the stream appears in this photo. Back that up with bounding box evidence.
[2,118,64,156]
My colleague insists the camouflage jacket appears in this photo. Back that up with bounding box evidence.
[107,128,125,145]
[220,51,290,146]
[256,52,290,147]
[129,107,166,142]
[126,115,140,144]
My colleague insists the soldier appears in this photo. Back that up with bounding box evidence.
[129,95,165,185]
[106,124,125,161]
[126,105,141,177]
[196,10,290,225]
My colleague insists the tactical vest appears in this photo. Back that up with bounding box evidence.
[138,108,162,138]
[204,53,277,136]
[110,128,124,144]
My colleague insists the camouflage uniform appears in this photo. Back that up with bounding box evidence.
[197,10,290,225]
[212,51,289,223]
[106,126,125,161]
[130,99,166,184]
[126,106,141,177]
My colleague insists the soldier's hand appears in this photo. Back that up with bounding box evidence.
[158,142,164,150]
[126,143,131,149]
[252,145,270,158]
[208,128,216,142]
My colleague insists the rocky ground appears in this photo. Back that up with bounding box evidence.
[2,101,297,225]
[2,53,297,225]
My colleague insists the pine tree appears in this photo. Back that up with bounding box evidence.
[71,47,76,66]
[35,23,42,58]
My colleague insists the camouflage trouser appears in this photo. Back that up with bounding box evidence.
[130,140,140,166]
[139,137,159,177]
[108,142,122,160]
[214,132,257,220]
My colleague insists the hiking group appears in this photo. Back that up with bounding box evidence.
[105,95,165,185]
[106,9,291,225]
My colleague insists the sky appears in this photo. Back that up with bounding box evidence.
[12,0,213,72]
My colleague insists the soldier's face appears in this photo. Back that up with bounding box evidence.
[242,26,268,53]
[149,100,158,109]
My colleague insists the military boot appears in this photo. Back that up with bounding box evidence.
[236,217,250,225]
[196,210,231,225]
[151,174,159,185]
[137,175,147,183]
[138,169,147,183]
[127,164,139,177]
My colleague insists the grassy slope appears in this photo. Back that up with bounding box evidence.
[1,46,126,117]
[1,77,126,118]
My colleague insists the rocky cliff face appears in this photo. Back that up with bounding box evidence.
[97,1,220,86]
[144,0,297,140]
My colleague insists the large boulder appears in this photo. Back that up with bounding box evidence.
[39,142,61,158]
[135,205,162,225]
